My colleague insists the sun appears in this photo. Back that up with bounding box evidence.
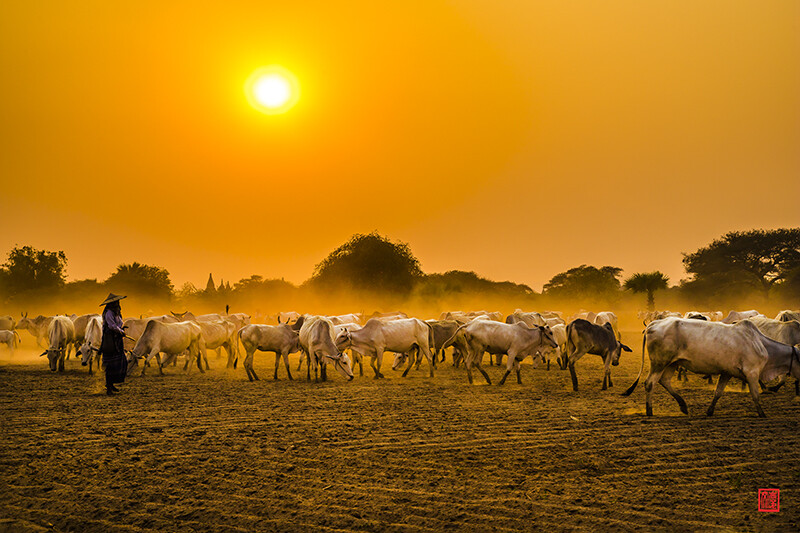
[245,66,300,115]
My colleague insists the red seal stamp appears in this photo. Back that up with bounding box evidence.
[758,489,780,512]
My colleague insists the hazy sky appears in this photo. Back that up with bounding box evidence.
[1,1,798,291]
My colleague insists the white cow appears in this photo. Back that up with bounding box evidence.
[77,316,103,373]
[0,315,16,331]
[17,313,54,347]
[299,316,354,382]
[336,318,434,379]
[593,311,620,340]
[238,321,303,381]
[327,313,362,325]
[623,318,800,417]
[39,316,75,372]
[538,323,567,370]
[721,310,762,324]
[69,313,101,359]
[195,319,238,369]
[0,329,22,355]
[455,320,557,386]
[776,310,800,322]
[277,311,302,324]
[128,320,205,376]
[745,316,800,396]
[505,310,547,327]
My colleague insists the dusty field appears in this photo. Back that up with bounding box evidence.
[2,330,799,532]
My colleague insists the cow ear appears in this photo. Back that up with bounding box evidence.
[621,343,632,352]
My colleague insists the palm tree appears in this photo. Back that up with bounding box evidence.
[623,271,669,311]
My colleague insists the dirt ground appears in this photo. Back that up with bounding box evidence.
[2,330,799,532]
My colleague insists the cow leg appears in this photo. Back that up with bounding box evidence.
[465,358,475,384]
[244,349,257,381]
[374,350,385,379]
[516,359,522,384]
[274,352,281,380]
[706,372,731,416]
[568,363,578,391]
[356,352,363,377]
[196,348,205,373]
[369,356,382,378]
[203,350,210,371]
[475,361,492,385]
[402,354,414,377]
[644,370,660,416]
[745,374,767,418]
[321,363,328,382]
[283,352,293,380]
[601,358,613,390]
[423,347,435,378]
[499,352,519,386]
[226,344,236,369]
[297,351,305,372]
[658,365,688,415]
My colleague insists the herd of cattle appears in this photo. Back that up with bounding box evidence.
[1,307,799,417]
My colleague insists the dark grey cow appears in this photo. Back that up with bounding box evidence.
[563,319,632,391]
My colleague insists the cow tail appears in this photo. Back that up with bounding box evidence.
[562,321,576,369]
[233,327,244,369]
[440,323,469,352]
[13,330,22,344]
[622,329,647,396]
[424,321,435,359]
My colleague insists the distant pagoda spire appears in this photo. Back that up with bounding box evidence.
[205,273,216,293]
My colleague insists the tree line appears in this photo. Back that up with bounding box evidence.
[1,228,798,311]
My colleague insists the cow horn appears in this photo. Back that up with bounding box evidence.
[39,351,47,357]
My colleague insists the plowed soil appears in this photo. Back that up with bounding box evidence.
[2,330,799,532]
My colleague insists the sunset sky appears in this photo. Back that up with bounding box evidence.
[1,1,798,291]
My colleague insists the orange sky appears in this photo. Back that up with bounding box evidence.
[1,1,798,291]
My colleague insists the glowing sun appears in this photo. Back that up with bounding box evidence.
[245,66,300,115]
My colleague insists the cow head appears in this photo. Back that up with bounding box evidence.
[40,348,63,371]
[78,342,96,366]
[17,314,32,330]
[335,328,352,351]
[290,315,305,332]
[324,352,354,381]
[538,325,558,350]
[392,352,409,370]
[611,341,633,366]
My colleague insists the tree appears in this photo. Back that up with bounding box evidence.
[308,233,423,296]
[419,270,534,298]
[623,271,669,311]
[0,245,67,297]
[682,228,800,300]
[542,265,623,300]
[105,262,173,299]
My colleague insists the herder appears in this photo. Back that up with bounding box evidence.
[98,293,128,395]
